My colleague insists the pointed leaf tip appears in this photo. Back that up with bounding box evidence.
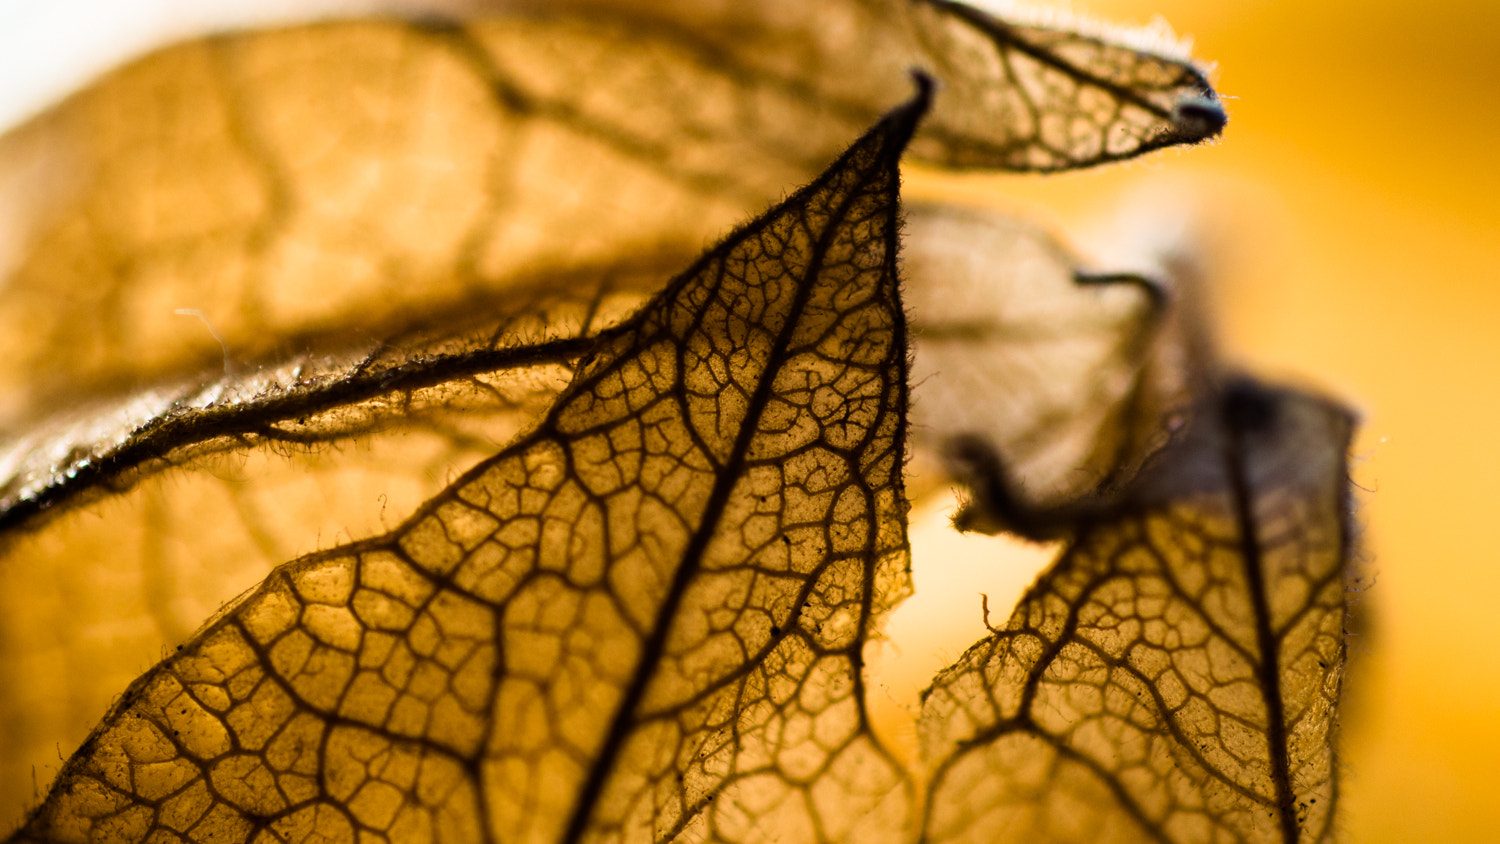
[1170,93,1228,143]
[871,70,936,167]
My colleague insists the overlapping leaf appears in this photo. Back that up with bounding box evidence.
[0,0,1224,810]
[496,0,1224,170]
[0,192,1174,825]
[900,202,1164,513]
[6,83,926,844]
[0,4,1358,843]
[0,271,661,816]
[0,0,1221,426]
[919,381,1353,843]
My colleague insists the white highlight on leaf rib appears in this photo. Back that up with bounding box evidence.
[0,387,179,506]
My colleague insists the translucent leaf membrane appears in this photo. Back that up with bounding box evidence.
[0,274,652,529]
[0,0,1241,836]
[918,381,1354,843]
[0,192,1165,824]
[0,22,737,428]
[503,0,1223,168]
[6,88,926,844]
[0,272,675,814]
[0,201,1165,545]
[0,0,1220,427]
[901,202,1162,512]
[0,182,1170,791]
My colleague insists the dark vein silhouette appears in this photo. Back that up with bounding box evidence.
[0,5,1363,844]
[0,3,1226,807]
[919,381,1352,843]
[7,83,928,844]
[0,1,1222,431]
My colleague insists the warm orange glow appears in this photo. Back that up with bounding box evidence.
[896,1,1500,839]
[2,1,1492,839]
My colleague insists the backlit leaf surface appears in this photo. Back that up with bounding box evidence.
[5,83,926,844]
[0,3,1363,843]
[900,202,1164,513]
[0,194,1170,825]
[919,382,1353,843]
[0,272,655,813]
[0,0,1225,813]
[0,0,1222,427]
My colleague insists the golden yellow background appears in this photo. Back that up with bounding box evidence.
[890,2,1500,841]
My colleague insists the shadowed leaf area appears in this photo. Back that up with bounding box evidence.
[5,80,927,844]
[920,382,1354,843]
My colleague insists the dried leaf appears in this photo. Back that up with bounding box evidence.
[0,193,1168,829]
[7,83,927,844]
[900,202,1163,514]
[0,2,1293,839]
[0,271,662,813]
[0,0,1221,428]
[0,0,1216,804]
[918,380,1353,843]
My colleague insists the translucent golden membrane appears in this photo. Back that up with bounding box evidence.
[8,90,925,844]
[901,203,1163,512]
[0,1,1218,428]
[0,4,1365,843]
[0,3,1226,822]
[920,386,1352,843]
